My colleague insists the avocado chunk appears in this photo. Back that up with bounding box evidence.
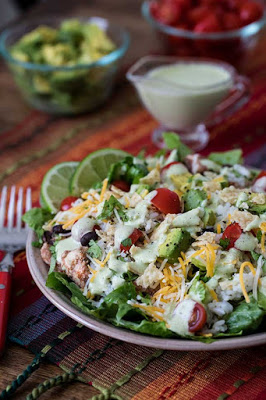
[203,208,216,227]
[158,228,192,264]
[248,202,266,215]
[183,189,207,212]
[208,149,243,166]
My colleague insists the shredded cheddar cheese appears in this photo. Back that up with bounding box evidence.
[239,261,256,303]
[209,289,218,302]
[216,224,221,234]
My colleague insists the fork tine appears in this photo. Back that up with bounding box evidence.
[26,187,32,212]
[16,187,23,232]
[7,186,16,232]
[0,186,7,230]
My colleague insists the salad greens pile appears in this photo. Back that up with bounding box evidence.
[24,133,266,341]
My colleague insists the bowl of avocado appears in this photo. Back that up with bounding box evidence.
[0,17,130,115]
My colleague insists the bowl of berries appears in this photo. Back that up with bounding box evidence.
[142,0,265,70]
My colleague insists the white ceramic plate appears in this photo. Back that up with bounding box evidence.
[27,230,266,351]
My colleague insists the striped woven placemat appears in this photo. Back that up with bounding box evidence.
[1,80,266,400]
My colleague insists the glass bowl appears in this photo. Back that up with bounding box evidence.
[142,1,266,71]
[0,17,130,115]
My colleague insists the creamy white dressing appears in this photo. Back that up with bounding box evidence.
[173,208,202,227]
[108,252,128,275]
[125,201,149,228]
[89,267,112,296]
[166,299,196,336]
[114,225,135,249]
[71,217,96,242]
[56,237,80,263]
[235,233,257,252]
[130,242,159,265]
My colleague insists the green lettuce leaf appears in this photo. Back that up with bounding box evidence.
[208,149,243,166]
[22,207,53,241]
[189,276,206,303]
[162,132,192,161]
[87,240,102,259]
[108,156,148,185]
[226,297,265,333]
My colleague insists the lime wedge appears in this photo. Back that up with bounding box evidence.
[41,161,79,213]
[70,148,129,196]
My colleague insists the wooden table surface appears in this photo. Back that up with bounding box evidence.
[0,1,265,399]
[0,1,155,398]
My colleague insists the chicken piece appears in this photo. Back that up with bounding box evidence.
[185,154,207,174]
[60,248,89,289]
[40,242,52,265]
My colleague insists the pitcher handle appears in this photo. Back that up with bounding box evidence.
[207,75,251,127]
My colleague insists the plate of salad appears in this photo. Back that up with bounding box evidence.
[25,133,266,350]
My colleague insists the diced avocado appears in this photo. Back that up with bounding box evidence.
[248,202,266,215]
[183,189,207,212]
[10,49,30,63]
[32,74,51,94]
[203,208,216,227]
[42,43,77,66]
[58,19,83,45]
[50,69,87,91]
[208,149,243,166]
[158,228,192,264]
[82,24,116,54]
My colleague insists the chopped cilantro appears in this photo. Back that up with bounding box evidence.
[122,271,138,282]
[219,238,230,250]
[121,238,132,247]
[98,195,128,222]
[88,240,102,259]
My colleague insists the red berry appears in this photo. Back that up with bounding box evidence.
[240,1,263,25]
[156,1,182,25]
[194,14,221,33]
[188,6,209,25]
[223,12,242,30]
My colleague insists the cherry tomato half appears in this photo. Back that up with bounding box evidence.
[255,171,266,181]
[161,161,181,174]
[60,196,78,211]
[120,229,143,252]
[222,222,242,249]
[151,188,181,214]
[0,250,6,262]
[188,303,207,333]
[112,180,130,192]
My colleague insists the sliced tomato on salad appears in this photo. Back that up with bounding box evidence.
[221,222,242,249]
[151,188,181,214]
[112,180,130,192]
[120,229,143,252]
[188,303,207,333]
[161,161,180,174]
[60,196,78,211]
[254,171,266,181]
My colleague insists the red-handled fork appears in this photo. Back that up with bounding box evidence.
[0,186,31,356]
